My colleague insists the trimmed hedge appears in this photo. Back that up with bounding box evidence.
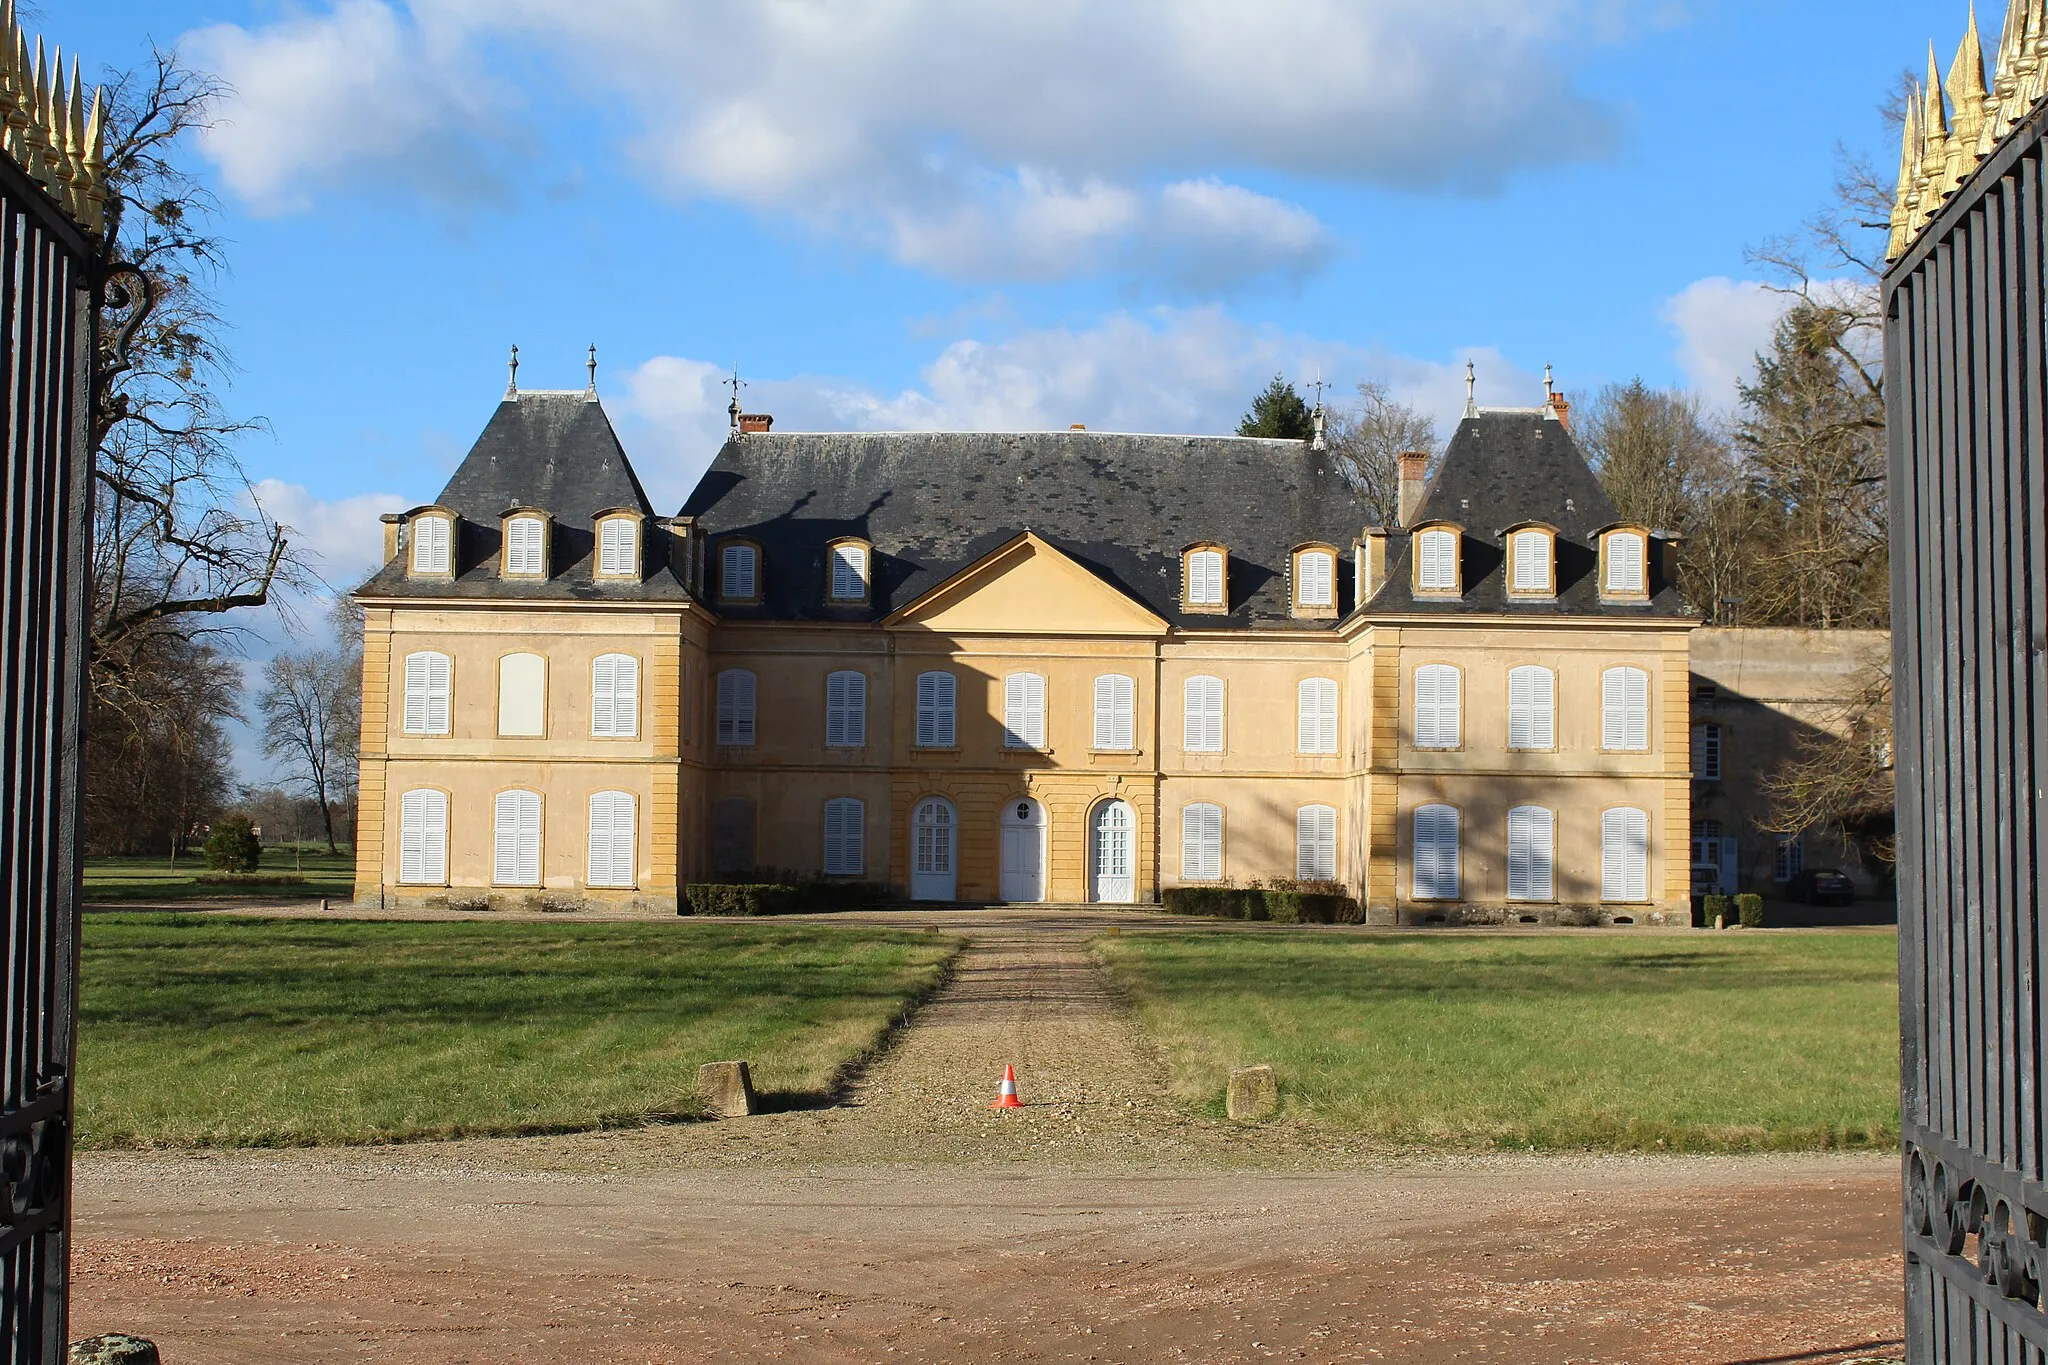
[194,872,307,887]
[1735,893,1765,929]
[1699,893,1731,929]
[682,881,888,917]
[1160,886,1362,925]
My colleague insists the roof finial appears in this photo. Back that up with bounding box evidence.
[1307,375,1329,452]
[1543,363,1554,399]
[586,343,598,399]
[727,364,747,436]
[1463,360,1477,418]
[505,343,519,399]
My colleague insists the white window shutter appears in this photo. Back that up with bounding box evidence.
[1298,551,1334,607]
[495,790,541,886]
[1095,675,1133,749]
[1188,550,1224,606]
[917,672,955,747]
[1295,805,1336,880]
[1606,532,1645,593]
[1603,667,1649,751]
[1298,678,1337,754]
[723,544,756,598]
[1414,665,1459,749]
[827,672,848,747]
[412,517,451,574]
[831,544,867,600]
[400,789,447,884]
[824,798,865,875]
[1508,666,1553,750]
[1418,531,1457,590]
[1182,804,1224,881]
[1512,532,1549,591]
[1413,804,1460,899]
[1601,807,1649,901]
[1507,805,1554,900]
[1003,672,1044,749]
[1185,676,1223,753]
[717,670,756,746]
[827,671,865,748]
[404,653,429,733]
[588,792,635,888]
[936,672,956,746]
[405,651,452,735]
[599,520,635,576]
[591,654,616,737]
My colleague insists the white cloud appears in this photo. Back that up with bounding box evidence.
[612,308,1538,506]
[187,0,1638,283]
[254,478,407,592]
[1662,277,1789,410]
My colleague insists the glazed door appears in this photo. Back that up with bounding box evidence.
[1090,801,1135,904]
[910,798,957,901]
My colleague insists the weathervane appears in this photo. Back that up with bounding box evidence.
[727,364,748,435]
[1463,360,1477,418]
[586,344,598,397]
[505,344,519,399]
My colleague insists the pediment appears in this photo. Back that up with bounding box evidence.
[885,532,1167,635]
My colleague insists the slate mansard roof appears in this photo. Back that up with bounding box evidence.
[1367,409,1692,619]
[681,430,1366,627]
[360,391,694,602]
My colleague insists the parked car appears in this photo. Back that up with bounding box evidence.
[1689,862,1724,916]
[1787,868,1856,905]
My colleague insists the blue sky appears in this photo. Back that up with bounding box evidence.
[52,0,1954,773]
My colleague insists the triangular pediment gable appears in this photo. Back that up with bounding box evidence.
[885,532,1167,635]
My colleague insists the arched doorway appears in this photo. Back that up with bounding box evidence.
[1089,799,1136,904]
[999,798,1046,903]
[910,797,957,901]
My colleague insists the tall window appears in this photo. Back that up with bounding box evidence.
[398,789,448,884]
[410,515,452,575]
[591,653,640,738]
[498,652,546,738]
[1692,722,1723,779]
[1186,549,1225,607]
[403,651,452,735]
[1507,805,1555,901]
[916,671,957,747]
[1296,549,1335,609]
[1507,665,1556,750]
[829,542,868,601]
[826,670,867,747]
[1093,674,1136,750]
[823,797,865,875]
[587,791,636,888]
[1601,807,1650,901]
[1296,804,1337,880]
[1413,664,1461,750]
[493,789,542,886]
[721,542,758,600]
[598,519,638,577]
[1510,530,1551,593]
[1416,530,1459,591]
[1601,666,1651,751]
[716,669,756,746]
[1775,832,1805,883]
[1184,675,1224,753]
[1604,531,1646,594]
[1003,672,1045,749]
[504,516,545,576]
[1182,803,1224,881]
[1413,804,1460,899]
[1297,677,1338,755]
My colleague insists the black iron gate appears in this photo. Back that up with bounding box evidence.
[0,29,105,1365]
[1887,13,2048,1359]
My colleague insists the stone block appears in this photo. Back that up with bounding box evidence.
[70,1337,160,1365]
[1226,1064,1279,1121]
[699,1060,757,1117]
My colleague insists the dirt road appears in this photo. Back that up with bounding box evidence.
[70,911,1905,1363]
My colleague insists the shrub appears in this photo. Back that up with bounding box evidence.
[1700,894,1731,929]
[1160,886,1359,925]
[193,872,305,886]
[682,881,888,917]
[1736,893,1765,929]
[204,816,262,873]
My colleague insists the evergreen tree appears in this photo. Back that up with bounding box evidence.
[1237,375,1316,440]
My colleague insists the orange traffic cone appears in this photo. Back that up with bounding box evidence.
[989,1063,1022,1109]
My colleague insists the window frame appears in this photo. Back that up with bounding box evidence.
[1412,524,1463,595]
[501,512,549,579]
[827,538,872,605]
[595,514,642,580]
[591,652,641,739]
[1003,671,1046,750]
[1506,804,1556,901]
[1601,665,1652,752]
[1093,673,1137,751]
[1600,805,1652,902]
[718,539,763,604]
[1599,526,1650,599]
[1296,804,1338,881]
[1296,676,1339,755]
[408,512,455,578]
[1412,803,1461,900]
[716,668,757,747]
[492,788,544,888]
[1412,663,1462,751]
[496,651,548,738]
[915,670,957,749]
[1183,674,1225,754]
[1181,802,1225,882]
[1692,721,1723,780]
[825,669,868,749]
[1182,545,1228,612]
[1504,524,1557,598]
[1774,832,1805,883]
[402,650,453,736]
[397,787,450,885]
[822,797,866,876]
[1292,543,1339,617]
[1506,664,1556,751]
[586,790,637,889]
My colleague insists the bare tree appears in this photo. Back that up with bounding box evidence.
[1760,659,1896,871]
[1324,381,1438,526]
[257,644,358,855]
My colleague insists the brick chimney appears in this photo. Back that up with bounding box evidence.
[738,413,773,434]
[1397,451,1429,527]
[1546,389,1572,429]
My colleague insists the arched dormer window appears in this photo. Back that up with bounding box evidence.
[1599,525,1650,599]
[1292,543,1338,618]
[408,509,455,578]
[1412,524,1461,595]
[827,538,871,604]
[595,511,643,580]
[1183,545,1228,612]
[1505,523,1557,598]
[719,540,761,604]
[501,510,549,579]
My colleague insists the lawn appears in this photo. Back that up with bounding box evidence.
[77,914,955,1147]
[84,847,355,901]
[1095,930,1899,1152]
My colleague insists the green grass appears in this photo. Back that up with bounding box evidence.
[77,914,955,1148]
[1096,930,1899,1152]
[84,848,355,900]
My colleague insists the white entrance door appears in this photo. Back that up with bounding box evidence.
[911,797,957,901]
[1000,798,1045,903]
[1090,800,1135,904]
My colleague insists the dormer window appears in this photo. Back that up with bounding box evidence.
[596,515,641,579]
[720,541,761,603]
[503,514,547,578]
[1184,545,1227,612]
[1414,526,1461,594]
[409,513,453,577]
[1600,527,1649,599]
[1292,545,1337,617]
[1506,526,1556,597]
[828,539,870,604]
